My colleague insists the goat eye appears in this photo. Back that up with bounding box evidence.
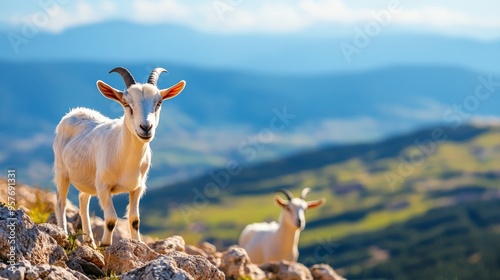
[123,105,133,115]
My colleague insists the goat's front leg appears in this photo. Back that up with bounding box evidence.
[97,184,117,246]
[128,186,144,241]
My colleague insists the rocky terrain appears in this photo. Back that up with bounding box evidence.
[0,180,345,279]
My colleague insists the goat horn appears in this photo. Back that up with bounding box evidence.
[277,189,293,201]
[148,67,168,86]
[300,188,311,199]
[109,67,137,89]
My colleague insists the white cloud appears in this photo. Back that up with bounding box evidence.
[4,1,500,38]
[12,132,53,152]
[378,98,449,122]
[276,116,386,147]
[204,0,363,33]
[246,3,308,32]
[312,117,385,142]
[198,2,310,33]
[207,0,500,37]
[470,116,500,126]
[9,1,109,33]
[299,0,364,23]
[131,0,192,24]
[395,6,500,29]
[99,2,117,13]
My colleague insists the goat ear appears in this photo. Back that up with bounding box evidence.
[97,80,123,103]
[274,195,288,208]
[160,80,186,100]
[307,198,326,209]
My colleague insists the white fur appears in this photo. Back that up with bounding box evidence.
[53,72,185,248]
[238,190,325,264]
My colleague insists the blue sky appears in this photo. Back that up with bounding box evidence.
[2,0,500,39]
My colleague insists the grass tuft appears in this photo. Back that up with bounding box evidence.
[65,229,85,254]
[26,188,53,224]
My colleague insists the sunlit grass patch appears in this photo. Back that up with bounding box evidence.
[26,188,53,224]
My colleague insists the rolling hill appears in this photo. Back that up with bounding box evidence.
[115,123,500,279]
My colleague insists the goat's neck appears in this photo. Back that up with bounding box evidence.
[120,123,149,160]
[277,212,301,250]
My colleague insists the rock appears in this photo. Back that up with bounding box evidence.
[0,206,67,265]
[120,252,225,280]
[198,241,217,255]
[207,252,222,268]
[185,244,207,257]
[206,252,222,268]
[219,245,266,280]
[69,245,105,268]
[260,260,313,280]
[149,235,186,254]
[67,245,106,279]
[67,257,105,279]
[198,241,221,267]
[121,255,194,280]
[310,264,346,280]
[38,222,70,248]
[166,250,225,280]
[69,270,93,280]
[0,260,89,280]
[103,238,159,274]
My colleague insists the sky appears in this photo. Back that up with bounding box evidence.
[1,0,500,40]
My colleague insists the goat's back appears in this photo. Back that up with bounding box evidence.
[55,107,111,140]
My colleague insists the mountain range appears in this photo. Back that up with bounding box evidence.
[2,21,499,188]
[2,21,500,75]
[1,61,499,189]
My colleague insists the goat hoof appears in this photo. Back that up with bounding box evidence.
[99,242,111,248]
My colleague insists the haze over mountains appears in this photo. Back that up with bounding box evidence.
[1,59,499,188]
[1,21,499,190]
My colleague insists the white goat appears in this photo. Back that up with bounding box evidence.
[53,67,185,248]
[239,188,326,264]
